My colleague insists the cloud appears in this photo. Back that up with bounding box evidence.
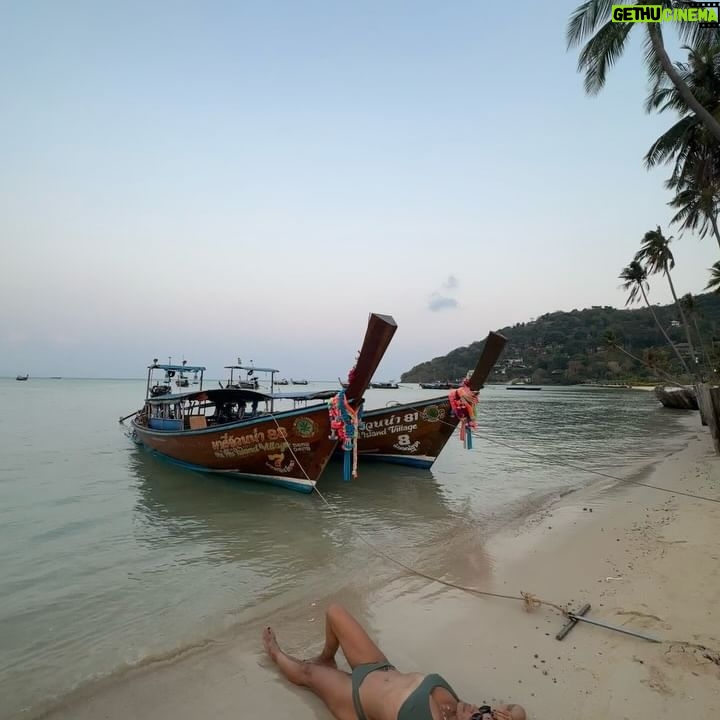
[428,294,459,312]
[442,275,458,290]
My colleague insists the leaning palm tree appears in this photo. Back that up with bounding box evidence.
[634,226,698,376]
[619,260,691,374]
[643,41,720,249]
[567,1,720,142]
[667,165,720,250]
[705,260,720,292]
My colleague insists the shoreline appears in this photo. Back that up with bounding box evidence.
[22,425,719,719]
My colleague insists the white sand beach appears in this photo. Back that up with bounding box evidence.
[32,431,720,720]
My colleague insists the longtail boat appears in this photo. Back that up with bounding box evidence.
[347,331,507,468]
[126,313,397,493]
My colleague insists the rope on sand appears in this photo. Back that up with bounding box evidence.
[267,409,720,657]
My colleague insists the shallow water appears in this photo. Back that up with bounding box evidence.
[0,379,695,717]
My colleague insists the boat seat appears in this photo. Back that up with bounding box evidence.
[188,416,207,429]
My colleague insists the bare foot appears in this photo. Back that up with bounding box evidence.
[262,626,279,663]
[305,653,337,669]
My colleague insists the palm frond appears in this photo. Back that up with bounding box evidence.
[577,20,633,94]
[566,0,620,48]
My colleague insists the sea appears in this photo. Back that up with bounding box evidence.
[0,378,697,718]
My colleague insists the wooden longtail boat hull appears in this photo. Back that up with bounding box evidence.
[131,405,338,492]
[348,331,508,468]
[131,313,397,493]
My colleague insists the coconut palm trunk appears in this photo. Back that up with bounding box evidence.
[711,214,720,253]
[638,283,692,375]
[663,270,699,378]
[647,25,720,143]
[610,343,685,388]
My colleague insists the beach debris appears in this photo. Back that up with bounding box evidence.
[605,576,623,581]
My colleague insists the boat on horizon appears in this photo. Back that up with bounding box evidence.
[370,381,399,389]
[290,378,309,385]
[506,386,542,391]
[125,313,397,493]
[15,374,29,381]
[418,380,462,390]
[338,332,507,468]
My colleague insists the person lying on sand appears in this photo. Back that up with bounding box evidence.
[263,603,527,720]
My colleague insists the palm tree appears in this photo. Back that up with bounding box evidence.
[643,42,720,249]
[603,330,684,386]
[567,1,720,142]
[634,226,698,376]
[619,260,691,374]
[705,260,720,292]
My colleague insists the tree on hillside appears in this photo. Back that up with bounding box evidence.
[644,41,720,250]
[567,2,720,141]
[619,259,691,374]
[634,226,698,376]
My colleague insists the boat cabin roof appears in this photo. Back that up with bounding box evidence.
[272,390,336,401]
[149,363,206,372]
[224,364,279,373]
[146,388,271,405]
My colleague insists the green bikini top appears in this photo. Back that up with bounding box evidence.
[397,673,459,720]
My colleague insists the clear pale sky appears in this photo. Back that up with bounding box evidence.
[1,1,718,379]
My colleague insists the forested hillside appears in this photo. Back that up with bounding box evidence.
[400,294,720,385]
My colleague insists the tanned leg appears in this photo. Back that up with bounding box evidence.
[263,627,356,720]
[315,603,387,669]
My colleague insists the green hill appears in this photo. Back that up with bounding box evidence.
[400,294,720,385]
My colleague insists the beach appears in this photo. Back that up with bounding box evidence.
[28,426,720,720]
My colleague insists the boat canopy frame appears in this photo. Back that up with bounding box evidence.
[145,360,206,399]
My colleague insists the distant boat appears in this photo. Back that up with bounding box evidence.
[370,381,399,389]
[506,386,541,391]
[419,380,462,390]
[16,374,29,381]
[291,378,309,385]
[274,378,289,385]
[50,376,62,380]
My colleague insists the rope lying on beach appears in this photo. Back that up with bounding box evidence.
[265,412,568,616]
[266,409,720,659]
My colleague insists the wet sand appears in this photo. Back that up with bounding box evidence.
[30,432,720,720]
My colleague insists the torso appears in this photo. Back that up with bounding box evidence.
[360,670,458,720]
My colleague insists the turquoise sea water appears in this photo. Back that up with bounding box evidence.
[0,379,696,718]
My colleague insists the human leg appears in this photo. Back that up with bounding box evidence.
[315,603,388,669]
[263,627,356,720]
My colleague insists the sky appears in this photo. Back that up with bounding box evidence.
[1,1,718,379]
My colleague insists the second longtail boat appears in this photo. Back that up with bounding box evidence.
[350,331,507,468]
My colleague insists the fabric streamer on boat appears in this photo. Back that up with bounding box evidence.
[447,381,479,449]
[328,388,360,481]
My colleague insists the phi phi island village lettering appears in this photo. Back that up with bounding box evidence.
[361,411,420,438]
[612,3,719,26]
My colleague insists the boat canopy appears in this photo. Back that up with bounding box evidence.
[272,390,336,401]
[149,362,207,372]
[224,364,279,373]
[146,388,272,405]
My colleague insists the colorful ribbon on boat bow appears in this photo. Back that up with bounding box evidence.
[329,366,360,480]
[448,380,479,449]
